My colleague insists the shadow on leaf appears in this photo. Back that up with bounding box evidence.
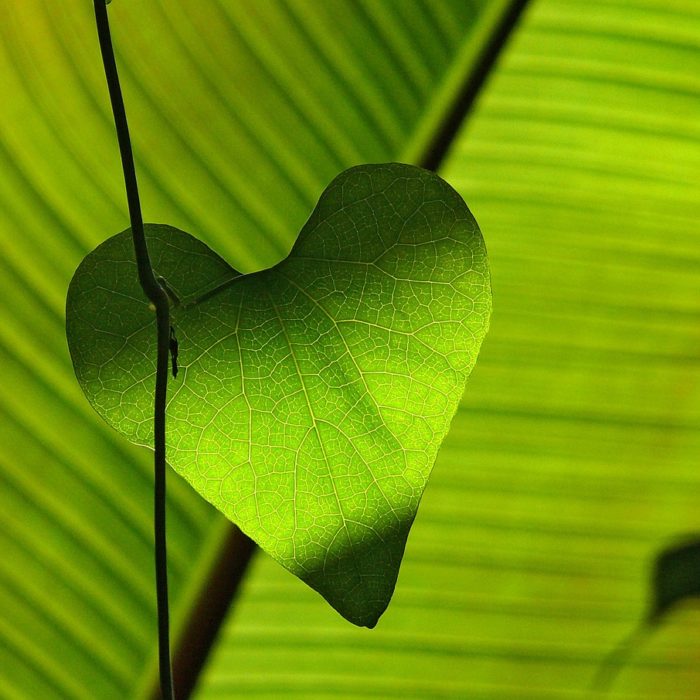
[592,534,700,694]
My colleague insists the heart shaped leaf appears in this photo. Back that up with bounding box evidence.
[66,163,491,626]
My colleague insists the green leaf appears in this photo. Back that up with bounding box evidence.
[66,163,491,627]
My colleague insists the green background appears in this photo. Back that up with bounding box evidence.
[1,0,699,697]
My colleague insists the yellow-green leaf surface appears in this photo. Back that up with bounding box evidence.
[66,166,490,627]
[0,0,505,696]
[192,0,700,698]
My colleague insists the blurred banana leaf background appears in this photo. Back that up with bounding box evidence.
[1,0,699,698]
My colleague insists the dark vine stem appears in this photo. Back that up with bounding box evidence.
[92,3,175,698]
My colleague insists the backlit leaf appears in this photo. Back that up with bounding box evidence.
[66,163,491,627]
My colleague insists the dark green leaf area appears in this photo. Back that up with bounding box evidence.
[66,163,491,627]
[650,537,700,622]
